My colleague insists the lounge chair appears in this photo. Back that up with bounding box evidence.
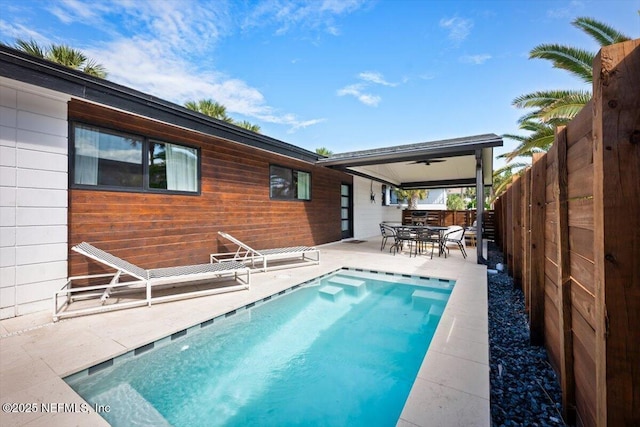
[53,242,250,321]
[211,231,320,272]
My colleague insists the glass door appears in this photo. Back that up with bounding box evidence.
[340,183,353,239]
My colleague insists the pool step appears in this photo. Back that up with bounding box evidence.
[318,285,344,301]
[327,276,367,297]
[427,304,444,324]
[411,289,449,310]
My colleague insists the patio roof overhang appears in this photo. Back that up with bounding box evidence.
[315,133,503,190]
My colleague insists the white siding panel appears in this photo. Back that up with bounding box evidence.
[18,90,68,119]
[16,242,67,265]
[0,145,16,166]
[16,278,66,305]
[16,207,67,226]
[0,165,16,186]
[0,80,69,319]
[18,111,67,137]
[0,125,17,147]
[0,226,16,246]
[17,129,67,154]
[0,85,17,108]
[0,187,16,207]
[15,260,67,286]
[0,207,16,227]
[17,188,67,208]
[0,106,17,127]
[0,286,15,309]
[0,246,15,268]
[17,225,67,246]
[0,266,16,288]
[17,169,67,190]
[17,149,67,172]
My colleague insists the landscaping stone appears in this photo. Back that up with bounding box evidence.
[485,242,567,426]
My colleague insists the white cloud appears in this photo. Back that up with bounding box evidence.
[358,71,397,87]
[242,0,366,36]
[336,71,399,106]
[459,54,492,65]
[439,16,473,44]
[337,83,381,106]
[41,0,325,134]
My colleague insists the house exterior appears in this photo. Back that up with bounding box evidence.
[0,46,501,319]
[0,47,354,319]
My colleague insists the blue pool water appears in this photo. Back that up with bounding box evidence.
[66,269,454,426]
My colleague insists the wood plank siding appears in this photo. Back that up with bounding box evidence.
[68,99,352,279]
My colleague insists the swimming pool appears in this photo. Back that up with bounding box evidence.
[65,268,455,426]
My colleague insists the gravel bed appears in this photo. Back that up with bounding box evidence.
[485,242,567,426]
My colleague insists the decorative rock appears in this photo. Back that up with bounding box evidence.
[486,242,566,426]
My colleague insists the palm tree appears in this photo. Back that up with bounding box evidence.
[185,99,233,123]
[8,39,107,78]
[394,189,428,210]
[315,147,333,156]
[498,17,632,188]
[184,99,261,133]
[236,120,261,133]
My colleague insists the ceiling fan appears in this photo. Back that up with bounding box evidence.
[410,158,446,166]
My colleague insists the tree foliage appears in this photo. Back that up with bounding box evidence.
[185,99,261,133]
[7,38,107,78]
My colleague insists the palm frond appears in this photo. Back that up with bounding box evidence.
[14,39,45,58]
[47,44,87,68]
[82,60,107,78]
[529,44,594,83]
[512,90,582,109]
[573,17,631,46]
[538,92,591,124]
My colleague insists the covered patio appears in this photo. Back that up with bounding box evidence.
[0,238,489,426]
[317,133,503,262]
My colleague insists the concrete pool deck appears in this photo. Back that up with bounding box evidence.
[0,237,490,426]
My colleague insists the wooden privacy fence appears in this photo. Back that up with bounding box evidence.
[494,40,639,427]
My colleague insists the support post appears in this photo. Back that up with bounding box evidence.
[475,149,484,262]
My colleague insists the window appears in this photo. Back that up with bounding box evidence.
[270,165,311,200]
[72,123,199,193]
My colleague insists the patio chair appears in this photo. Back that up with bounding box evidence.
[443,226,467,258]
[212,231,320,272]
[389,226,414,255]
[379,223,396,251]
[53,242,250,321]
[412,228,440,259]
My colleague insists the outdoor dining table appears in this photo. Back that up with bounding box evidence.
[389,224,450,257]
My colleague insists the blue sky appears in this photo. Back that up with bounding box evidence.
[1,0,638,167]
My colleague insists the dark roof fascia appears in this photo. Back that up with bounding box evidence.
[0,46,319,163]
[316,134,502,167]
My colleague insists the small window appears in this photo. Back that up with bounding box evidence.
[149,141,198,192]
[72,123,200,194]
[270,165,311,200]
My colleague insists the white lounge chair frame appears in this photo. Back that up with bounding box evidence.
[53,242,250,321]
[211,231,320,272]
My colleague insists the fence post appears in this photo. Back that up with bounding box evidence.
[553,126,575,423]
[529,153,546,346]
[512,177,523,290]
[593,39,640,427]
[522,167,532,313]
